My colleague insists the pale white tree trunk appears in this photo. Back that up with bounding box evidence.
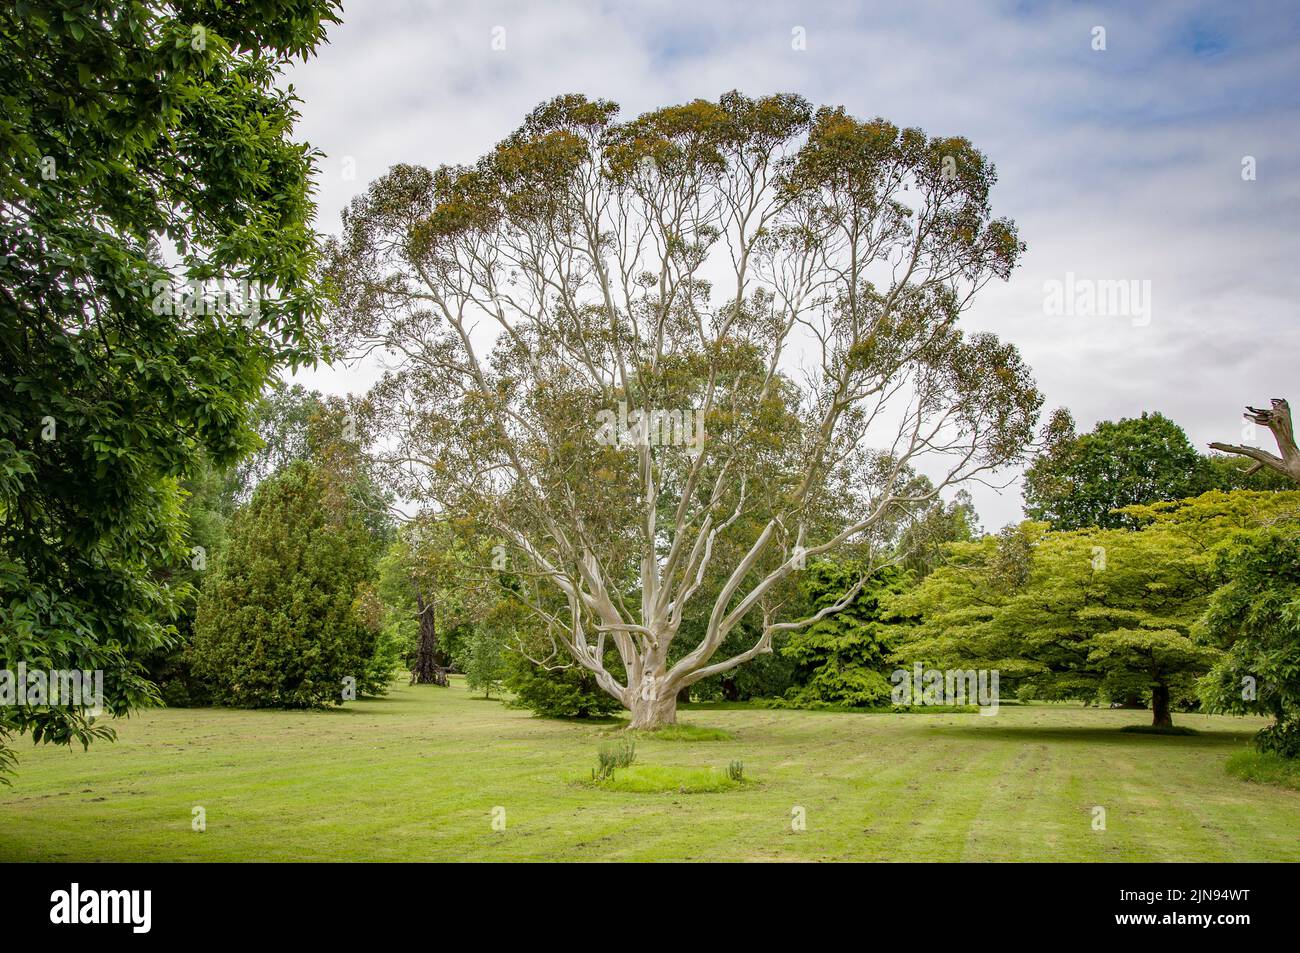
[627,691,678,730]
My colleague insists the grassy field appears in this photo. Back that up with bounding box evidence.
[1,677,1297,862]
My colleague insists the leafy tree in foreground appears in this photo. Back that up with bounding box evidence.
[0,0,340,773]
[190,461,381,708]
[1196,530,1300,756]
[330,92,1039,727]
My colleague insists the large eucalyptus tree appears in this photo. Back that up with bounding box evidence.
[328,93,1040,727]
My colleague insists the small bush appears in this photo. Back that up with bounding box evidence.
[726,760,744,782]
[1254,720,1300,759]
[592,739,636,781]
[456,627,508,699]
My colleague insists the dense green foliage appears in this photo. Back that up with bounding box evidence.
[781,564,906,708]
[456,626,508,699]
[1024,410,1288,531]
[189,461,381,707]
[0,0,340,772]
[503,627,622,719]
[141,456,230,707]
[1197,530,1300,756]
[691,624,800,703]
[1199,454,1296,493]
[891,492,1299,725]
[144,384,392,704]
[1025,411,1203,529]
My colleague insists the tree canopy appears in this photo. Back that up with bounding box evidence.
[1196,528,1300,756]
[327,92,1039,728]
[890,491,1299,726]
[1024,410,1202,530]
[1024,409,1291,532]
[190,459,382,708]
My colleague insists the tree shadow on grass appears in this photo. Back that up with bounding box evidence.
[919,723,1256,747]
[532,714,627,726]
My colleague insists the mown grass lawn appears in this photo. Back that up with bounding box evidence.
[1,677,1297,861]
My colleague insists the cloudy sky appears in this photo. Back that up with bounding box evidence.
[282,0,1300,529]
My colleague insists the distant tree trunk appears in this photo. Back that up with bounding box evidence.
[1151,683,1173,728]
[676,684,691,706]
[1118,692,1145,709]
[411,589,448,686]
[1209,398,1300,484]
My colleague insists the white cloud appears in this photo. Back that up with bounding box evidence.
[284,0,1300,528]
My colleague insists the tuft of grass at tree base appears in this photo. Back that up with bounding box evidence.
[583,763,747,794]
[618,724,733,742]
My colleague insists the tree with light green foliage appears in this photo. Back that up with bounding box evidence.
[891,491,1300,726]
[457,627,509,699]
